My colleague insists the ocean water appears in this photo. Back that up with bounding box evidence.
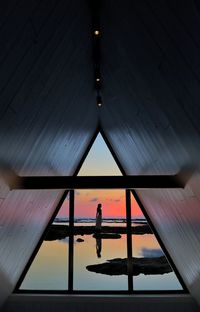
[54,217,146,224]
[20,221,183,291]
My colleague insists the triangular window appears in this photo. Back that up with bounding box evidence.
[18,132,185,293]
[78,133,121,176]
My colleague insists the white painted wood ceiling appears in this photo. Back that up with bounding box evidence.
[0,0,200,309]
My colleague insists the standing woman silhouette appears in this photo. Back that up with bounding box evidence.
[95,203,102,232]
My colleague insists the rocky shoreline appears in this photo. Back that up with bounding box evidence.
[86,256,172,276]
[45,224,152,241]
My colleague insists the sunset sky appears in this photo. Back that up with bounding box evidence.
[58,133,142,218]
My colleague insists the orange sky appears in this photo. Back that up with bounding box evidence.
[58,189,142,218]
[75,189,126,218]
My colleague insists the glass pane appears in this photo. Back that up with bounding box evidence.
[20,195,69,290]
[73,189,128,290]
[78,133,121,176]
[130,193,183,291]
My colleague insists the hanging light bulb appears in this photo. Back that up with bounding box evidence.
[97,95,102,107]
[94,30,100,36]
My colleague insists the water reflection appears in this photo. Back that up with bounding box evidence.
[20,223,183,291]
[131,231,182,290]
[74,233,128,290]
[96,237,102,258]
[140,248,164,258]
[20,240,68,290]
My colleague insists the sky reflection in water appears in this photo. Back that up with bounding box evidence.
[20,224,182,291]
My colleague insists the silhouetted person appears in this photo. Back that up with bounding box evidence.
[95,203,102,232]
[96,237,102,258]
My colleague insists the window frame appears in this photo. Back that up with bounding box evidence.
[14,127,188,294]
[15,188,187,294]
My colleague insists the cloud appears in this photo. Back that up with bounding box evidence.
[60,237,79,245]
[140,248,164,258]
[90,197,98,202]
[60,237,69,244]
[75,191,80,195]
[108,198,121,202]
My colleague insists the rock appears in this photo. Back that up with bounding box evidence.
[76,238,84,242]
[86,256,172,276]
[93,233,121,239]
[45,224,152,241]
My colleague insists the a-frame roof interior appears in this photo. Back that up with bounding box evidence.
[0,0,200,311]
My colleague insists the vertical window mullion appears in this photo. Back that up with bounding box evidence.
[126,189,133,293]
[68,190,74,293]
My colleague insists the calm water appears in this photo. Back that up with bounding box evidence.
[20,222,182,291]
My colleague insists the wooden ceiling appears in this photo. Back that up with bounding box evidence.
[0,0,200,309]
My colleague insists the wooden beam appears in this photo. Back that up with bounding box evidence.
[7,174,185,190]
